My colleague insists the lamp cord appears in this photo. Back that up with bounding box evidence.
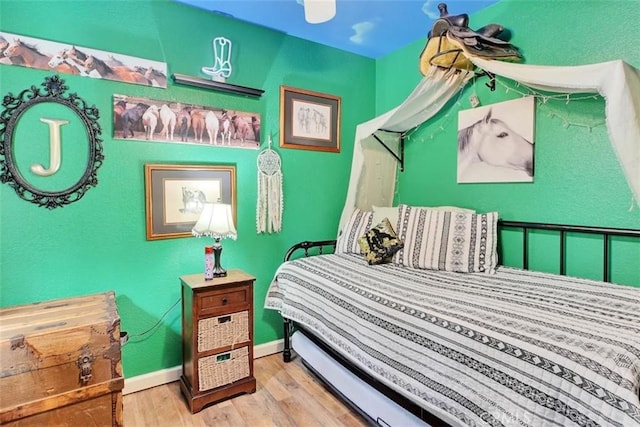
[127,297,181,339]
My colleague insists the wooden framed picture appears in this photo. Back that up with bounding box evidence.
[144,164,236,240]
[279,85,341,152]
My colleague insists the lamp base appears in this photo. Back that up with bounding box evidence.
[205,239,227,280]
[210,266,227,278]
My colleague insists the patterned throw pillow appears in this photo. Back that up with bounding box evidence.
[393,205,498,273]
[371,205,476,232]
[358,218,404,265]
[335,208,373,254]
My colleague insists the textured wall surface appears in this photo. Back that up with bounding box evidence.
[0,0,375,377]
[376,0,640,285]
[1,0,638,381]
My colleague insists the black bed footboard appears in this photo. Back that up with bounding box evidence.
[283,240,336,362]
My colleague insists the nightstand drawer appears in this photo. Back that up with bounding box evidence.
[200,287,249,311]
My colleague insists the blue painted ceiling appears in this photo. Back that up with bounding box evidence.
[175,0,500,58]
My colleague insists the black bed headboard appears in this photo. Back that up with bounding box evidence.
[498,220,640,282]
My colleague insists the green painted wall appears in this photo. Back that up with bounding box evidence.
[0,0,375,377]
[375,0,640,285]
[1,0,638,381]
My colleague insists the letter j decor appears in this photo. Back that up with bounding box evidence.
[0,76,104,209]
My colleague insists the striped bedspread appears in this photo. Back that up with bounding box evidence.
[265,253,640,427]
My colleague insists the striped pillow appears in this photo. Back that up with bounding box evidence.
[393,205,498,273]
[335,209,373,254]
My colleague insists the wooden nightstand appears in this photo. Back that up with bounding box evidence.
[179,270,256,413]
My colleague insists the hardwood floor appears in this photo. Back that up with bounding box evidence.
[123,353,368,426]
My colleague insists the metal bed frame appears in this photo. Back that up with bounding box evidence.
[280,220,640,425]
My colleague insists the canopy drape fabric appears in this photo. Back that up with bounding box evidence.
[337,67,474,235]
[338,59,640,237]
[469,58,640,208]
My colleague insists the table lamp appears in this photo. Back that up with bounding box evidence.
[192,203,237,278]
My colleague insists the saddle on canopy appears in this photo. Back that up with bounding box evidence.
[419,3,522,76]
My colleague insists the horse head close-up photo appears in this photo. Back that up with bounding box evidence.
[457,96,535,183]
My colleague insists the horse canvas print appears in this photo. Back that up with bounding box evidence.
[1,31,167,88]
[113,95,261,149]
[457,96,535,183]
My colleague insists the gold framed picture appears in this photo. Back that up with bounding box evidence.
[144,164,236,240]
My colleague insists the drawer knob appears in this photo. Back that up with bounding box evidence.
[222,297,228,305]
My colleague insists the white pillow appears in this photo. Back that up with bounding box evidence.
[372,205,475,232]
[393,205,498,274]
[371,206,399,230]
[335,208,373,254]
[426,205,476,213]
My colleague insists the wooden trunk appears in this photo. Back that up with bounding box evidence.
[0,291,123,426]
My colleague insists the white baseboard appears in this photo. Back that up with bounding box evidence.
[254,338,284,359]
[123,365,182,395]
[122,339,284,395]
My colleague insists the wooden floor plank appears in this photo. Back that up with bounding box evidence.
[146,382,185,426]
[165,382,208,427]
[251,384,299,427]
[123,353,368,427]
[274,364,353,427]
[201,399,245,427]
[286,356,353,418]
[277,396,328,427]
[231,392,276,427]
[257,355,293,401]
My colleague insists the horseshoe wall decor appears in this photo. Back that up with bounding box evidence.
[0,75,104,209]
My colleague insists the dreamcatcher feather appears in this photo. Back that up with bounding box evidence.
[256,136,283,233]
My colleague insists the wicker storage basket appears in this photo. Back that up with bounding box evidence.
[198,346,250,391]
[197,310,249,352]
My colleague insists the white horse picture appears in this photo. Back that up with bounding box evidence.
[457,96,535,183]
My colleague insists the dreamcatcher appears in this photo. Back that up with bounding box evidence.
[256,136,283,233]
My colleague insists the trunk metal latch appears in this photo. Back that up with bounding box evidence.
[76,345,95,386]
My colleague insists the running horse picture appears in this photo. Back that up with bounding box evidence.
[457,96,535,183]
[0,31,167,88]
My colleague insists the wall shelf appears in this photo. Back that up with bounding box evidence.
[172,73,264,98]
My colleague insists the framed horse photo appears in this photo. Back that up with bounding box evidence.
[114,95,261,149]
[279,86,341,153]
[457,96,535,183]
[144,164,236,240]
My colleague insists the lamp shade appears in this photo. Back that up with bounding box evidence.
[303,0,336,24]
[192,203,237,240]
